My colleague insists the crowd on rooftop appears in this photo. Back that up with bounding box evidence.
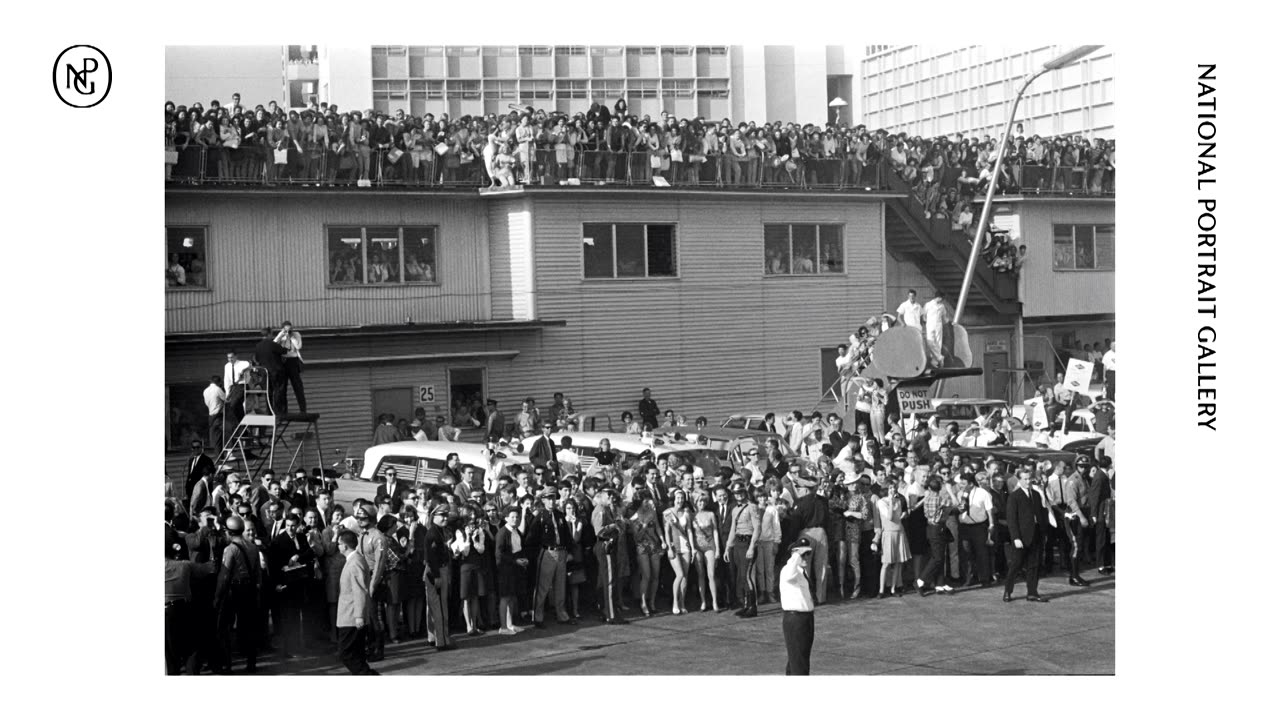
[165,95,1113,197]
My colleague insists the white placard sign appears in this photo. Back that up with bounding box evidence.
[896,387,933,415]
[1064,359,1094,393]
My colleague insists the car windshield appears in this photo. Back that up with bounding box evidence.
[722,417,747,430]
[936,404,1003,421]
[661,449,722,478]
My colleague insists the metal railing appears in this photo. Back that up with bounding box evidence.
[166,144,896,192]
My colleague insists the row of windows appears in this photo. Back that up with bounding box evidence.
[1052,224,1115,272]
[166,221,1117,290]
[375,46,728,57]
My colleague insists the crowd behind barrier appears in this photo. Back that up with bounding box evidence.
[165,96,1112,198]
[167,374,1117,675]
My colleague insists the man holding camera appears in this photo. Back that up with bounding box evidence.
[274,321,306,414]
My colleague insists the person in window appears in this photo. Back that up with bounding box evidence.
[404,253,427,282]
[167,254,187,287]
[367,252,391,284]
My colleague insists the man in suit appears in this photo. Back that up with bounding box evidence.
[188,471,218,519]
[1004,467,1049,603]
[335,530,377,675]
[184,440,216,502]
[452,466,481,504]
[253,327,288,414]
[712,483,738,607]
[527,487,575,628]
[268,513,315,658]
[526,423,557,470]
[373,468,406,514]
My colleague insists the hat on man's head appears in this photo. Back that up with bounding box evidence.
[430,505,451,517]
[789,537,814,554]
[537,486,558,499]
[410,420,422,428]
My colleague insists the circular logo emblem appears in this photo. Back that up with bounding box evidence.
[53,45,111,108]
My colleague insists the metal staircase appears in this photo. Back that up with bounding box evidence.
[882,169,1020,318]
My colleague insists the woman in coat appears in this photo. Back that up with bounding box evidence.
[319,507,347,642]
[494,505,528,635]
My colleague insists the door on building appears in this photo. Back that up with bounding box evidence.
[983,352,1010,403]
[372,387,414,432]
[448,368,487,428]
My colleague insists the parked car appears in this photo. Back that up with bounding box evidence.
[359,441,530,486]
[545,430,723,480]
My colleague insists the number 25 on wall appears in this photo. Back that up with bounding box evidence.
[417,385,435,403]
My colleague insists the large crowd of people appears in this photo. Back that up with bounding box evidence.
[164,95,1114,197]
[167,378,1117,675]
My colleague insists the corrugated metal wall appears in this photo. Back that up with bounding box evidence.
[507,195,886,424]
[165,194,492,332]
[166,190,889,473]
[1014,200,1115,318]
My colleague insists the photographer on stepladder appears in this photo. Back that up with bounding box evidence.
[254,328,288,414]
[274,321,306,414]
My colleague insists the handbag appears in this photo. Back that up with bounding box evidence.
[555,145,569,164]
[273,149,289,165]
[649,154,662,169]
[459,152,474,164]
[434,142,449,156]
[164,150,179,165]
[670,149,683,163]
[690,153,706,164]
[387,147,404,163]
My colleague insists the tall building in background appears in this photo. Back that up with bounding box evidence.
[860,45,1114,139]
[166,45,862,126]
[165,45,320,111]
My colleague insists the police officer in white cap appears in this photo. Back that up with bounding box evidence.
[780,537,816,675]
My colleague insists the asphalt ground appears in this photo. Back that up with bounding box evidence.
[264,481,1115,677]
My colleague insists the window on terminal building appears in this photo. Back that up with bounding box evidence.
[582,223,678,279]
[1052,223,1114,271]
[167,383,208,451]
[327,225,439,286]
[166,226,209,290]
[763,224,845,276]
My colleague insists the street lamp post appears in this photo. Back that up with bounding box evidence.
[953,45,1103,324]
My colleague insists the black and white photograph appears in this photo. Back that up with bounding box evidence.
[162,43,1115,676]
[8,3,1278,715]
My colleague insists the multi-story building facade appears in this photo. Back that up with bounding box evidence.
[861,45,1115,139]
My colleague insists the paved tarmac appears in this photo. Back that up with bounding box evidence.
[266,566,1113,676]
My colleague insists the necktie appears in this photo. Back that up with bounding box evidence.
[552,513,561,546]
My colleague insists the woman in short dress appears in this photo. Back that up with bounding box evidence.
[663,489,695,614]
[822,478,849,598]
[628,494,664,616]
[872,480,912,597]
[690,492,722,612]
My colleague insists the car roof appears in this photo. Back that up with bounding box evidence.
[932,398,1006,406]
[360,441,529,478]
[548,430,689,454]
[952,446,1077,464]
